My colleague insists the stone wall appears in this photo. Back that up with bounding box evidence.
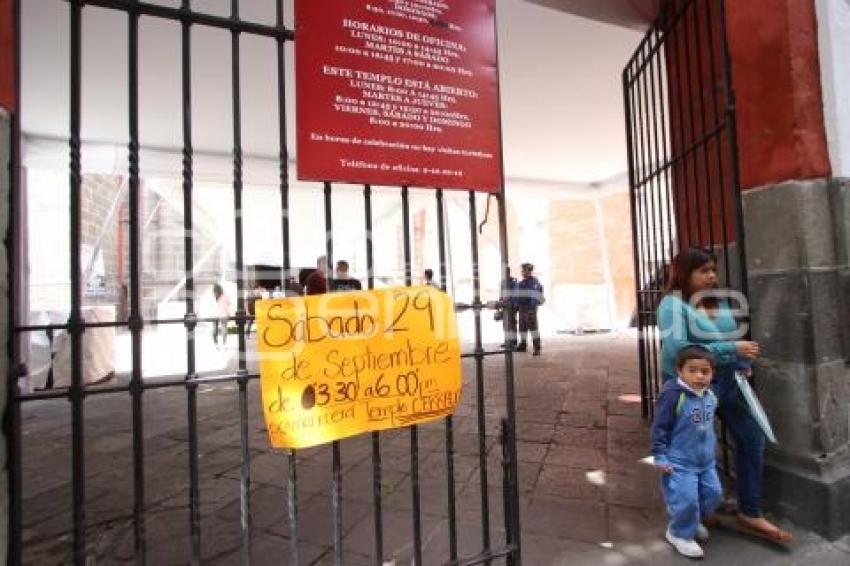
[743,177,850,538]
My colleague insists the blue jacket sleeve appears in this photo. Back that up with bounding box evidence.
[657,296,737,365]
[650,387,679,466]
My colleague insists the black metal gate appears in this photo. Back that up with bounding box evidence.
[622,0,748,418]
[6,1,521,564]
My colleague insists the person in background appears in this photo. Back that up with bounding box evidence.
[212,283,231,348]
[244,282,266,337]
[304,255,330,295]
[516,263,545,355]
[422,268,437,287]
[283,276,303,297]
[331,260,362,292]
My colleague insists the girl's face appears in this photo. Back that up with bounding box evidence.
[688,260,717,293]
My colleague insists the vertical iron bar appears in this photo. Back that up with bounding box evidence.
[648,30,670,286]
[276,0,291,279]
[469,190,491,556]
[365,185,375,290]
[653,22,678,410]
[279,9,297,559]
[495,193,521,565]
[719,0,750,327]
[718,0,742,475]
[436,190,448,291]
[623,66,650,418]
[127,6,147,563]
[365,184,384,566]
[669,8,693,248]
[288,450,299,566]
[638,36,662,401]
[229,2,252,563]
[45,329,55,389]
[8,0,23,560]
[634,44,657,406]
[493,7,521,543]
[332,441,343,566]
[682,2,705,246]
[402,187,412,286]
[180,1,201,562]
[436,189,458,562]
[704,0,733,283]
[654,27,676,267]
[631,67,654,410]
[324,181,343,566]
[677,2,698,246]
[401,186,423,565]
[691,1,717,249]
[641,29,664,405]
[324,181,333,267]
[490,0,521,532]
[720,0,748,295]
[68,2,86,563]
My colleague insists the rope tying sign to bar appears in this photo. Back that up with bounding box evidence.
[256,286,462,449]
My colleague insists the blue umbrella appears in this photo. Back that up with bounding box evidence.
[735,371,778,444]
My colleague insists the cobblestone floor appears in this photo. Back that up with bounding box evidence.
[17,332,850,565]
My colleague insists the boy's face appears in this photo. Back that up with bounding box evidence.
[678,358,713,391]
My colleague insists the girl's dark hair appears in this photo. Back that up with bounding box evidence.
[676,345,716,369]
[664,247,718,301]
[213,283,223,300]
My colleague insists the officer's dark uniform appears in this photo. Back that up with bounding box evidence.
[515,263,544,355]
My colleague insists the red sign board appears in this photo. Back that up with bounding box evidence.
[295,0,503,192]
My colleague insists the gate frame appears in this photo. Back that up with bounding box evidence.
[622,0,750,419]
[5,1,522,565]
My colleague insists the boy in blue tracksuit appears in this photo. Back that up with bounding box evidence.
[651,346,722,559]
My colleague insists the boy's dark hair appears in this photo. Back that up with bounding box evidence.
[424,268,433,280]
[676,346,715,369]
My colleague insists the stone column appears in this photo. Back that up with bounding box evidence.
[726,0,850,540]
[743,178,850,539]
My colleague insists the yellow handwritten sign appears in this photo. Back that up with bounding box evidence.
[256,286,462,449]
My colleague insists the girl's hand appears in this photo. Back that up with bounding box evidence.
[736,341,760,359]
[657,464,673,475]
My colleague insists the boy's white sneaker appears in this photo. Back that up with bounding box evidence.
[666,529,705,558]
[695,523,710,542]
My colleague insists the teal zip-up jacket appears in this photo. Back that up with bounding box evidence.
[650,378,718,470]
[656,294,740,380]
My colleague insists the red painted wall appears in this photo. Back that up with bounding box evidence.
[727,0,831,189]
[664,0,737,248]
[663,0,830,249]
[0,0,14,112]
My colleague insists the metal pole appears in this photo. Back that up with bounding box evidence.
[401,187,423,565]
[68,2,87,562]
[179,1,201,562]
[127,5,148,562]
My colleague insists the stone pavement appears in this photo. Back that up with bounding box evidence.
[17,332,850,564]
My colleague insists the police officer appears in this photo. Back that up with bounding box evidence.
[516,263,544,355]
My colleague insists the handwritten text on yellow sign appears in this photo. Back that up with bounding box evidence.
[256,286,462,449]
